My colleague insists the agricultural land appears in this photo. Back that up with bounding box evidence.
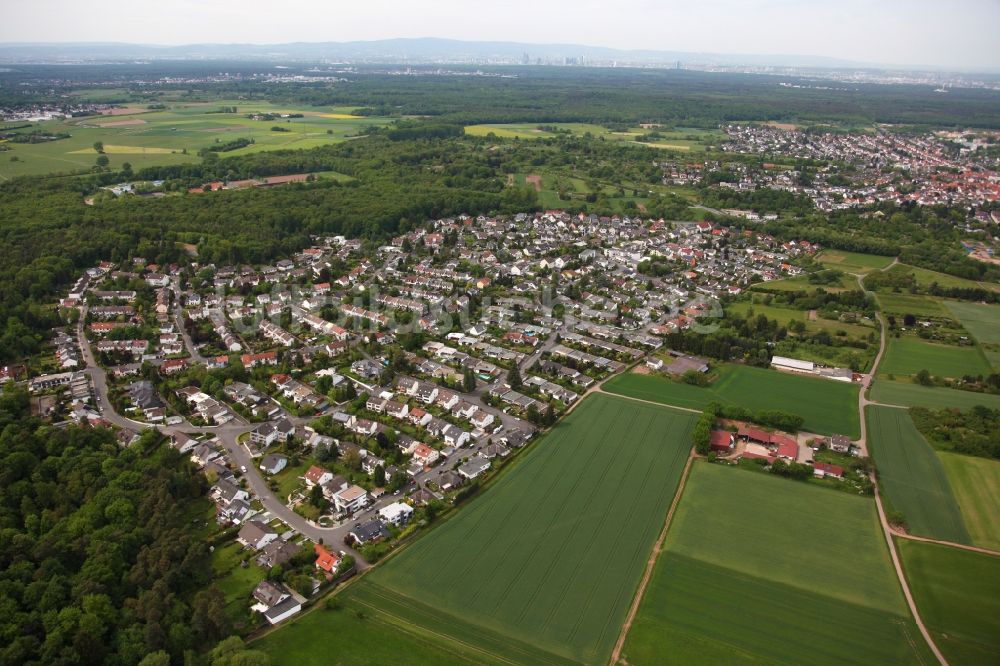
[898,540,1000,666]
[864,406,970,544]
[342,393,694,665]
[603,364,860,438]
[620,462,932,665]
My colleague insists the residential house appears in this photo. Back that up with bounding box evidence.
[304,465,334,487]
[314,544,341,574]
[378,502,414,527]
[332,485,369,514]
[458,455,491,480]
[257,540,302,569]
[251,581,302,625]
[349,519,390,545]
[259,454,288,475]
[238,520,279,551]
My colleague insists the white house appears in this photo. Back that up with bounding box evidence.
[332,484,370,514]
[378,502,414,526]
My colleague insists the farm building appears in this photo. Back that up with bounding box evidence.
[770,356,815,373]
[814,462,845,478]
[710,430,735,453]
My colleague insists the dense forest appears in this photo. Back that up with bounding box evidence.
[5,64,1000,128]
[0,385,249,665]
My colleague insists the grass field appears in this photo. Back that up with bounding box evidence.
[817,249,895,273]
[464,123,723,152]
[944,301,1000,370]
[727,301,877,338]
[621,463,932,665]
[943,301,1000,344]
[898,540,1000,666]
[0,101,392,178]
[879,336,991,379]
[875,292,950,318]
[256,590,487,665]
[879,263,1000,293]
[871,378,1000,410]
[865,406,970,544]
[603,364,861,438]
[937,452,1000,551]
[753,272,857,292]
[337,393,697,664]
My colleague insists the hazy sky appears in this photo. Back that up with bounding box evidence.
[3,0,999,70]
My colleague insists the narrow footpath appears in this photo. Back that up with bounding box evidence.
[609,450,696,665]
[854,264,947,666]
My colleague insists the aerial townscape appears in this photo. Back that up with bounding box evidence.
[1,3,1000,666]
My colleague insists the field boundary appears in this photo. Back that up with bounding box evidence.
[872,469,948,666]
[594,385,701,414]
[609,449,695,665]
[891,530,1000,557]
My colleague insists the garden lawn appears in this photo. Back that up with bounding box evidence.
[621,463,932,665]
[351,393,695,664]
[879,336,991,379]
[603,364,860,438]
[898,540,1000,666]
[870,379,1000,410]
[865,406,970,544]
[937,452,1000,551]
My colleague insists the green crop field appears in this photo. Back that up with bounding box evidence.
[282,393,695,664]
[870,378,1000,410]
[603,364,860,437]
[898,540,1000,666]
[879,336,991,379]
[0,101,392,178]
[817,249,895,273]
[865,406,970,544]
[944,301,1000,370]
[938,452,1000,551]
[621,463,932,665]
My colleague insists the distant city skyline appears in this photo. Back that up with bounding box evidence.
[2,0,999,71]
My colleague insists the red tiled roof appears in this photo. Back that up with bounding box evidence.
[738,425,771,443]
[772,435,799,459]
[814,462,844,477]
[710,430,733,451]
[314,544,340,572]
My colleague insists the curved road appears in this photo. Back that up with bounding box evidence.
[77,304,369,567]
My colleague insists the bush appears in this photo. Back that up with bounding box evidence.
[692,403,720,455]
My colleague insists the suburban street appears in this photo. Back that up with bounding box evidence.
[74,297,549,571]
